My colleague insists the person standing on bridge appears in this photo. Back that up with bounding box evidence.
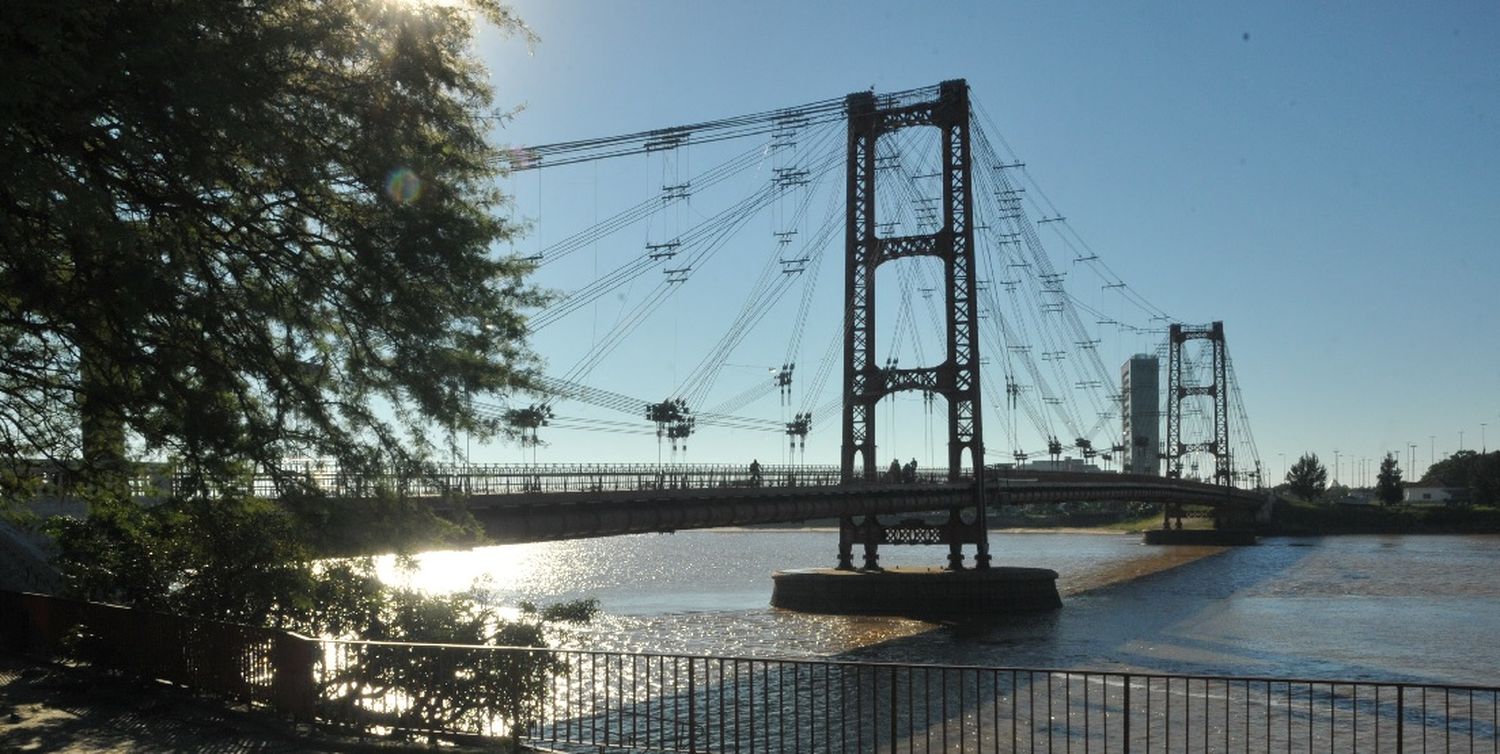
[903,458,917,483]
[888,458,902,483]
[749,458,761,486]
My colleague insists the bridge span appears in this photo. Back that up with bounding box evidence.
[269,463,1267,545]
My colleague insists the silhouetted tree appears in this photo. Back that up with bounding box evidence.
[49,490,588,744]
[1285,452,1328,501]
[1,0,541,498]
[1376,453,1403,506]
[1422,450,1500,507]
[1422,450,1479,487]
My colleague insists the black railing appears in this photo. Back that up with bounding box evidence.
[314,642,1500,753]
[1,591,316,719]
[126,463,959,500]
[5,590,1496,752]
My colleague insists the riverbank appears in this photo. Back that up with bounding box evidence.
[1267,499,1500,535]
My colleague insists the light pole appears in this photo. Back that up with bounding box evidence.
[1278,452,1286,481]
[1408,442,1417,480]
[1334,449,1341,486]
[1429,435,1436,469]
[1483,423,1488,454]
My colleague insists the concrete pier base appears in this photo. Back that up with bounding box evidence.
[1143,529,1258,546]
[771,566,1061,619]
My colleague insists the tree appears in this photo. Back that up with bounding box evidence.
[1,0,541,496]
[1422,449,1480,487]
[1422,449,1500,507]
[1376,453,1403,506]
[1285,452,1328,501]
[49,493,591,744]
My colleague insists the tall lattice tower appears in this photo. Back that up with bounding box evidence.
[839,80,988,569]
[1165,322,1231,485]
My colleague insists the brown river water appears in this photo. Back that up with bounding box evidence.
[380,531,1500,687]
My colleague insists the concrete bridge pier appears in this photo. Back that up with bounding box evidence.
[771,565,1061,618]
[774,502,1061,619]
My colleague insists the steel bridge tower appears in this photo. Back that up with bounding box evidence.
[839,80,989,571]
[1165,321,1231,485]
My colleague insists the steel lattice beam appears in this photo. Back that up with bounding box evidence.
[1165,321,1232,489]
[840,80,989,570]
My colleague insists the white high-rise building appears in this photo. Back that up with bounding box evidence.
[1121,354,1160,475]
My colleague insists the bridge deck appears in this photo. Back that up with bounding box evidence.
[407,466,1268,544]
[29,463,1267,545]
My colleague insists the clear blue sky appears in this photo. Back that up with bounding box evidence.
[461,1,1499,483]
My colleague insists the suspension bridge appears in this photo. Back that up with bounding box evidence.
[3,80,1276,612]
[415,78,1268,569]
[492,81,1261,481]
[12,81,1272,591]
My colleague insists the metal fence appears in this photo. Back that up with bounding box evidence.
[5,590,1496,752]
[247,463,967,499]
[0,590,316,719]
[110,462,957,499]
[316,642,1500,753]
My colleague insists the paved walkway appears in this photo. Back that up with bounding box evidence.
[0,657,509,753]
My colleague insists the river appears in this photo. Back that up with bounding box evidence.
[378,531,1500,687]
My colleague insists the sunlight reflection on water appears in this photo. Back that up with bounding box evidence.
[375,532,1500,684]
[375,530,1206,656]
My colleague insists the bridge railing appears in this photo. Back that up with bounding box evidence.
[269,463,855,498]
[122,463,964,500]
[22,458,1263,505]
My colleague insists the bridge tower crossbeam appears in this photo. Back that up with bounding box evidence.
[839,80,989,571]
[1163,321,1234,528]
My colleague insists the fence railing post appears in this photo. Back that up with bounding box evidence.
[1122,673,1131,754]
[1396,685,1405,754]
[889,665,899,750]
[688,656,697,753]
[271,632,318,722]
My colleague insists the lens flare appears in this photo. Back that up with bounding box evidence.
[385,167,423,205]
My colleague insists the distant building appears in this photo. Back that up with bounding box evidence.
[1022,457,1102,474]
[1120,354,1160,475]
[1402,485,1468,506]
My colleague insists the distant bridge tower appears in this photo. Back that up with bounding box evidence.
[840,80,988,570]
[1165,322,1231,485]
